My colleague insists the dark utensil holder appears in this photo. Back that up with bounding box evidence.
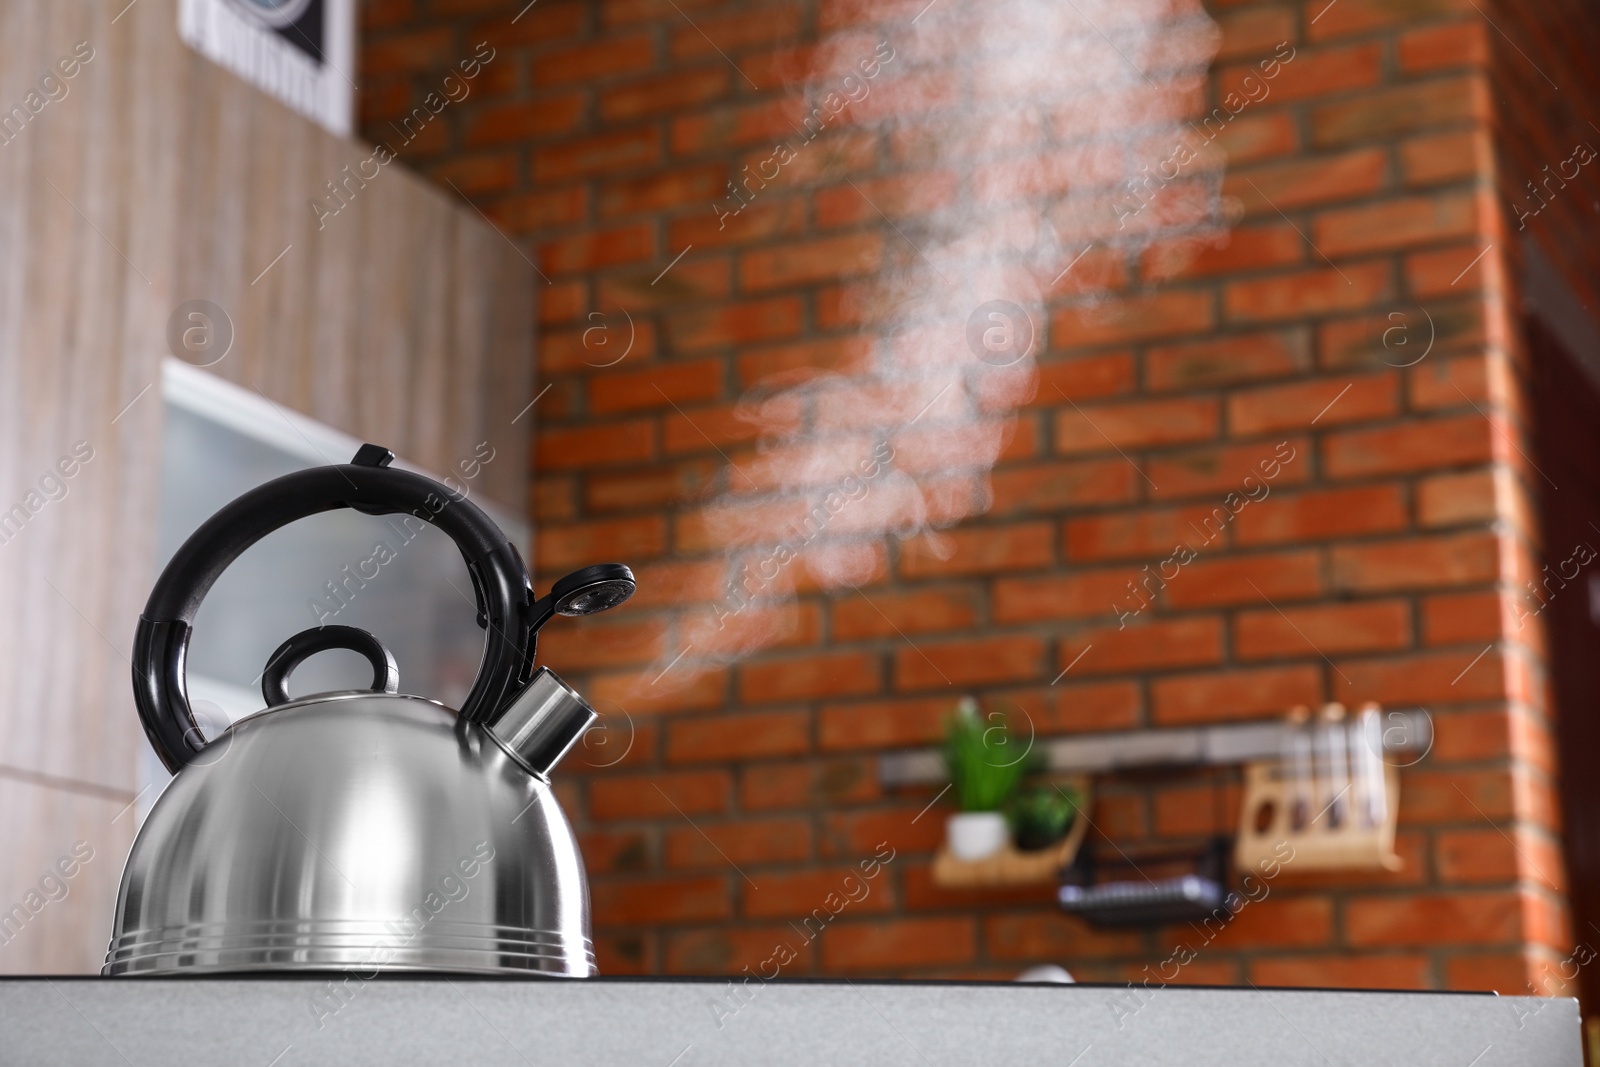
[1057,836,1231,928]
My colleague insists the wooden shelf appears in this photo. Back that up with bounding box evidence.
[931,780,1090,888]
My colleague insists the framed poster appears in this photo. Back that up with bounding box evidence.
[177,0,356,137]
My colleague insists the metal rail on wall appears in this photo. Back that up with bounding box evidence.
[874,708,1434,787]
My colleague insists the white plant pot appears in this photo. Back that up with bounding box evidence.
[946,811,1009,860]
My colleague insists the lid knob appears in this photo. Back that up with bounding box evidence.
[484,667,596,778]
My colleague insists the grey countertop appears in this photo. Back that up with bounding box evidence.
[0,976,1581,1066]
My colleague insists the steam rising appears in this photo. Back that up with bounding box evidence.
[653,0,1230,681]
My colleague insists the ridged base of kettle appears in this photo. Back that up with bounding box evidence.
[104,920,595,977]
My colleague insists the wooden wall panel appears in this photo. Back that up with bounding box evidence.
[0,0,535,972]
[0,780,128,973]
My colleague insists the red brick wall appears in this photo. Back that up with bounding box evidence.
[1486,0,1600,312]
[360,0,1576,992]
[1477,0,1600,1008]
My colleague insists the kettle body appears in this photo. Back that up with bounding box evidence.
[106,444,635,978]
[106,693,592,976]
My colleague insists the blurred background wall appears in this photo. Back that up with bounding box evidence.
[359,0,1600,998]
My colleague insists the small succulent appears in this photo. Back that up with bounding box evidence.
[942,698,1033,812]
[1009,784,1081,851]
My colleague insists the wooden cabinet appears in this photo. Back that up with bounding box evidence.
[0,0,533,971]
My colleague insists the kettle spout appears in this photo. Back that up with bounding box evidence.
[484,668,597,778]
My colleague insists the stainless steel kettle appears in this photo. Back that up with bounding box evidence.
[104,444,634,978]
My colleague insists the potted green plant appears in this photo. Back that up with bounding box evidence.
[942,698,1030,860]
[1009,783,1082,851]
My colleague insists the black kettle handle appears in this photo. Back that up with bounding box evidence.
[261,625,400,708]
[132,444,536,772]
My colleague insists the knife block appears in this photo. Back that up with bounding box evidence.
[1234,702,1402,874]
